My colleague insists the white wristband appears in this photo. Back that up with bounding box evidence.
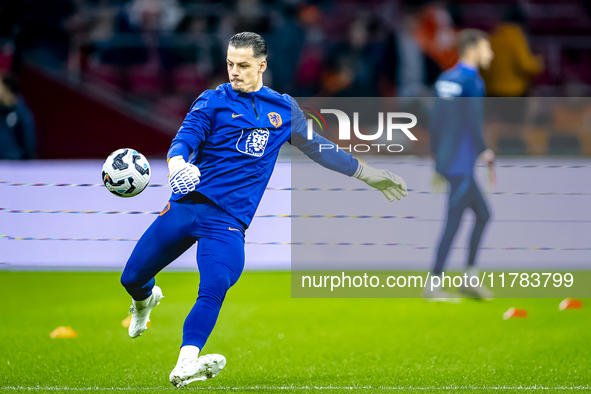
[168,156,185,173]
[352,159,366,179]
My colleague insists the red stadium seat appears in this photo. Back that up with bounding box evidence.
[86,63,121,89]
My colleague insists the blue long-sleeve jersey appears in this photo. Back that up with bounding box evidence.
[167,83,359,227]
[430,62,487,177]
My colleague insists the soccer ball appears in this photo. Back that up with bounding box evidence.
[102,148,151,197]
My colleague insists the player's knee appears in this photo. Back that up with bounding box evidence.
[121,270,142,290]
[477,207,490,224]
[199,274,232,305]
[203,274,232,292]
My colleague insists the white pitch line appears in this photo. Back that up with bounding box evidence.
[1,386,590,391]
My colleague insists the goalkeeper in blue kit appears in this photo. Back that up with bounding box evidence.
[120,32,408,387]
[426,29,495,302]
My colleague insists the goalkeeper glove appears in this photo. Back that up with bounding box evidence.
[168,156,201,195]
[431,171,448,193]
[480,149,495,166]
[353,159,408,202]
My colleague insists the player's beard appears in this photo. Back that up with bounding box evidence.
[231,79,246,92]
[231,77,259,93]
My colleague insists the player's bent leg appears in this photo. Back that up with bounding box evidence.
[426,176,470,303]
[121,201,196,338]
[169,264,240,386]
[123,236,196,338]
[170,219,245,387]
[432,176,472,277]
[467,180,491,267]
[460,180,493,300]
[121,234,195,300]
[182,233,245,349]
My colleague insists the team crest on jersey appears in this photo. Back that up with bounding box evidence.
[237,128,270,157]
[159,202,170,216]
[268,112,282,128]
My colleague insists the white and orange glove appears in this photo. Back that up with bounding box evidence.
[480,149,496,191]
[431,171,448,193]
[353,159,408,202]
[168,156,201,195]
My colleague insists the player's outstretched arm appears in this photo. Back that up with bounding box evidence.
[352,159,408,202]
[289,98,407,202]
[168,156,201,195]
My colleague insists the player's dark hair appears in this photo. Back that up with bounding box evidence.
[457,29,489,56]
[229,32,268,58]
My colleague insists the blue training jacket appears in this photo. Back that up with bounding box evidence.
[167,83,359,227]
[430,62,487,177]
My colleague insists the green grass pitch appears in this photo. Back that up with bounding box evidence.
[0,271,589,393]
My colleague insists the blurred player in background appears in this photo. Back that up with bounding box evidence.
[426,29,495,302]
[119,32,408,387]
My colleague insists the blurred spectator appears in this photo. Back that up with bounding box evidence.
[0,74,36,160]
[481,7,543,97]
[552,84,591,136]
[0,42,14,73]
[265,5,304,94]
[383,7,442,97]
[319,60,353,97]
[93,0,186,92]
[160,14,220,94]
[234,0,270,35]
[85,0,118,45]
[14,0,78,71]
[413,2,458,72]
[325,16,385,97]
[127,0,184,33]
[3,0,587,130]
[170,15,211,68]
[293,5,325,96]
[98,7,147,70]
